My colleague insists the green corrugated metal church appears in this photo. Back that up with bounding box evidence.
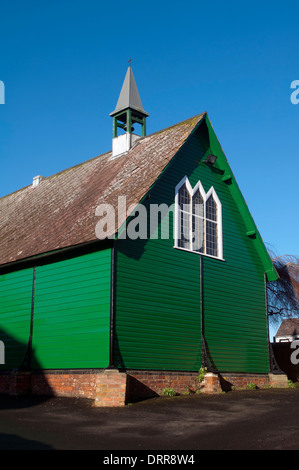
[0,64,282,404]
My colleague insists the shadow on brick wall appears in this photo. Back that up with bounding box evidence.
[126,375,159,402]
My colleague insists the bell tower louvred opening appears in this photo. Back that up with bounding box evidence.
[110,60,149,157]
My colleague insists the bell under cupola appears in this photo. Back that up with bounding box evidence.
[110,60,149,157]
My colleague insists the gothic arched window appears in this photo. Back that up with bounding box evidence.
[175,177,223,260]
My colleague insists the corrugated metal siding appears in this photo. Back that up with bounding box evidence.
[32,250,111,369]
[0,268,33,370]
[115,121,269,373]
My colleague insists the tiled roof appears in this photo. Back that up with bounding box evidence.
[0,113,206,267]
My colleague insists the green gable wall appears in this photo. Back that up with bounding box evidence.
[196,127,269,373]
[0,248,111,371]
[114,117,270,374]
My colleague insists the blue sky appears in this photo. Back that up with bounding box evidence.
[0,0,298,274]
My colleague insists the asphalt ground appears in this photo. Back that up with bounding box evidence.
[0,388,299,452]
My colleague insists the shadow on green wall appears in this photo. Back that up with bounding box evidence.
[0,326,54,407]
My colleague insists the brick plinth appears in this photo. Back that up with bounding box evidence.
[268,373,289,388]
[94,369,127,407]
[202,373,222,394]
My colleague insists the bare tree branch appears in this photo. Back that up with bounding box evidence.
[266,249,299,326]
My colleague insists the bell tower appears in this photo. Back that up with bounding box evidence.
[110,60,149,157]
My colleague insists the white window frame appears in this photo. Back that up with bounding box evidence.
[174,176,224,260]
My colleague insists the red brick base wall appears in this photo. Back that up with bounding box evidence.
[31,371,97,398]
[0,370,99,399]
[0,369,285,406]
[0,369,129,406]
[0,371,31,395]
[219,373,271,391]
[125,371,272,399]
[126,370,201,400]
[0,373,12,394]
[0,369,128,407]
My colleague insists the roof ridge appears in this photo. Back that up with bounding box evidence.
[143,112,207,139]
[0,113,207,201]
